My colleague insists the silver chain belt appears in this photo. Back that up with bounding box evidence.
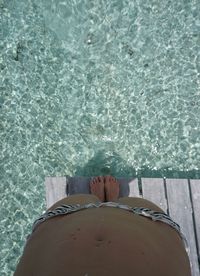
[26,202,189,254]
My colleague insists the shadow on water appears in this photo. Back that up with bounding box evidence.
[73,150,200,179]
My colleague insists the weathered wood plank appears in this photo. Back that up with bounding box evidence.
[141,178,168,213]
[45,177,140,206]
[166,179,199,276]
[45,177,67,209]
[190,179,200,266]
[67,176,90,195]
[67,176,140,198]
[118,177,140,198]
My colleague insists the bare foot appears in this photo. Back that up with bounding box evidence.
[104,175,120,202]
[90,176,105,202]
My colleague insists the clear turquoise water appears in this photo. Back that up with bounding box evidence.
[1,0,200,274]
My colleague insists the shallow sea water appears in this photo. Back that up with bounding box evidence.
[1,0,200,274]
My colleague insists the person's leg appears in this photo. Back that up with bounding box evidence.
[103,175,164,212]
[48,175,164,213]
[47,175,106,211]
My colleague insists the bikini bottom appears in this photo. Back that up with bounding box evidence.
[25,201,189,255]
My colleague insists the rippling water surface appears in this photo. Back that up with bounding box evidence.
[1,0,200,274]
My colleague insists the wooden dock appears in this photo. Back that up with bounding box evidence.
[45,177,200,276]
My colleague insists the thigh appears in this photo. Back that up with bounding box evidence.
[47,193,101,211]
[117,196,165,213]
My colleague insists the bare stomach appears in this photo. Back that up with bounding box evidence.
[18,207,191,276]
